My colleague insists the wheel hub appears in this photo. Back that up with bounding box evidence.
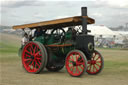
[31,55,35,60]
[91,60,96,64]
[72,61,77,66]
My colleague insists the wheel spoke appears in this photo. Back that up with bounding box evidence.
[79,65,84,70]
[77,62,84,65]
[96,61,101,63]
[33,68,37,71]
[26,60,32,66]
[95,56,100,61]
[25,50,31,55]
[30,60,34,67]
[90,64,93,72]
[29,47,33,55]
[75,67,78,73]
[36,57,41,60]
[76,66,80,73]
[69,59,75,62]
[37,59,41,65]
[69,65,73,69]
[78,57,83,62]
[25,54,31,58]
[24,58,32,62]
[76,55,80,61]
[71,55,75,61]
[33,61,36,69]
[32,61,35,69]
[37,54,42,57]
[68,62,72,64]
[93,64,98,72]
[71,67,74,72]
[87,64,91,70]
[89,65,92,71]
[33,46,37,54]
[30,43,34,51]
[35,50,41,56]
[95,63,101,68]
[34,50,41,56]
[93,65,95,72]
[27,66,31,70]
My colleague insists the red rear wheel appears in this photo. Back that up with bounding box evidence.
[87,50,104,75]
[65,50,87,77]
[22,41,47,73]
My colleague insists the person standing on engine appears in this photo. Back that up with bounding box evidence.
[21,33,29,46]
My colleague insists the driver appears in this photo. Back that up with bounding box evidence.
[34,28,43,37]
[72,28,77,40]
[21,33,29,46]
[66,27,77,40]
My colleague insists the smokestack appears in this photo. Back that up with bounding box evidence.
[81,7,87,34]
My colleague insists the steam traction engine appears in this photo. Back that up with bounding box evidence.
[13,7,104,77]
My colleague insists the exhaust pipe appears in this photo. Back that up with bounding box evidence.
[81,7,87,34]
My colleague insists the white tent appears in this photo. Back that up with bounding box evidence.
[113,31,128,37]
[86,25,128,45]
[87,25,118,38]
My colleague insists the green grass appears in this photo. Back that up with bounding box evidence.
[0,36,20,62]
[0,42,19,54]
[105,61,128,67]
[96,47,121,50]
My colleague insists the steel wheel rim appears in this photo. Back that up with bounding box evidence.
[87,51,102,74]
[66,52,85,76]
[22,42,43,73]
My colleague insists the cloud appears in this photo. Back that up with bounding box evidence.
[96,0,128,8]
[55,15,70,19]
[1,0,43,8]
[91,13,103,17]
[104,0,128,8]
[0,0,128,27]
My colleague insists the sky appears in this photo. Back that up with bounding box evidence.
[0,0,128,27]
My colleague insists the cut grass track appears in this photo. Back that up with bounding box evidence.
[0,33,20,63]
[0,33,128,85]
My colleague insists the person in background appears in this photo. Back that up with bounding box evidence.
[29,34,33,41]
[21,33,29,46]
[34,28,43,37]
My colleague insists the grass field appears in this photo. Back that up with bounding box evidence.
[0,33,128,85]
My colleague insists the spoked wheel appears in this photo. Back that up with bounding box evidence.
[87,50,104,75]
[65,50,87,77]
[22,41,47,73]
[51,28,65,42]
[46,65,64,72]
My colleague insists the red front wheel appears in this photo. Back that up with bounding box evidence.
[22,41,47,73]
[65,50,87,77]
[87,50,104,75]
